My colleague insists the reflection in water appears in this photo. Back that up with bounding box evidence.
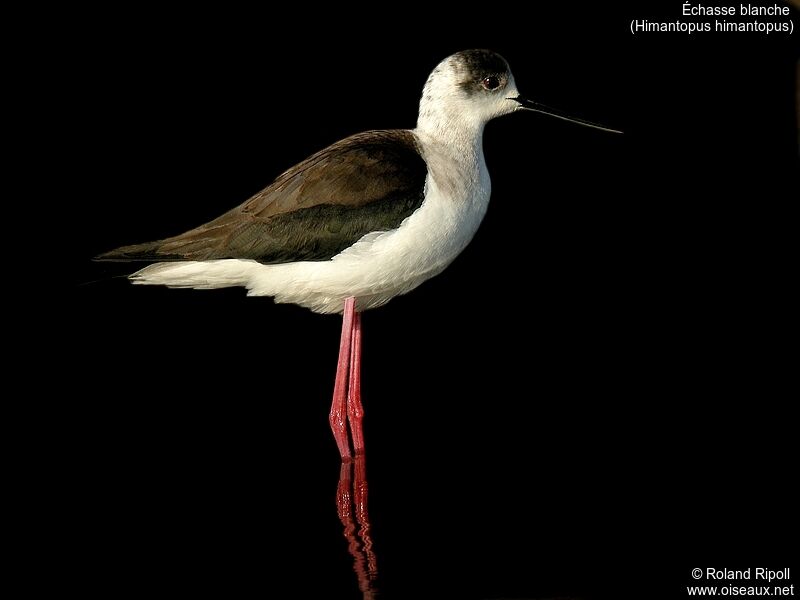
[336,455,378,599]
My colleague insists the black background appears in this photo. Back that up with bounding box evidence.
[65,3,797,599]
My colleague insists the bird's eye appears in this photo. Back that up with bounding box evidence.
[481,76,501,90]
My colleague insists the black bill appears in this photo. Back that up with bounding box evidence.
[511,96,623,134]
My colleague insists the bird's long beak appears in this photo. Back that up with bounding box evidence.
[510,96,623,134]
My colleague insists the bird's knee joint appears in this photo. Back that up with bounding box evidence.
[329,412,347,432]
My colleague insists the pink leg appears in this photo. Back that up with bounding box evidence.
[347,311,365,455]
[336,460,353,527]
[330,297,356,459]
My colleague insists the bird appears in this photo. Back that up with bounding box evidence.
[96,49,621,460]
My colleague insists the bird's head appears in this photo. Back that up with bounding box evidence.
[417,49,621,135]
[418,50,518,130]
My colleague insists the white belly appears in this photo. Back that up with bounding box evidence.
[262,173,490,313]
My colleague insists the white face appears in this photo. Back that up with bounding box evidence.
[418,50,521,129]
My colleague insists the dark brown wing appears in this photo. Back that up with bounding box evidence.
[96,130,428,264]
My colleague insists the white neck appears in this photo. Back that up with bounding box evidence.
[415,106,485,164]
[413,111,490,207]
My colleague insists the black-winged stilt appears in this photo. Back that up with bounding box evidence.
[97,49,621,459]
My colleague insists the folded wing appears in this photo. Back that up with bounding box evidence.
[96,130,428,264]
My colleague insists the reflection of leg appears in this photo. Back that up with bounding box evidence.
[348,311,365,455]
[330,297,355,459]
[337,456,376,598]
[353,455,378,585]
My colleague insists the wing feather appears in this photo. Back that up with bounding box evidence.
[96,130,428,264]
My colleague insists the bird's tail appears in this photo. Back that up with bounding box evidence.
[129,260,259,290]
